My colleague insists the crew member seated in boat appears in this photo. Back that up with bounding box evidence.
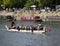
[38,24,43,30]
[9,21,16,29]
[17,26,20,31]
[19,25,23,30]
[30,25,34,33]
[24,26,27,30]
[45,26,51,32]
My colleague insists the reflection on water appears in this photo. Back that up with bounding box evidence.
[0,21,60,46]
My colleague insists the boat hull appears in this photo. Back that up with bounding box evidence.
[8,30,45,33]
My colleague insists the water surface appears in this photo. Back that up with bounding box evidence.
[0,21,60,46]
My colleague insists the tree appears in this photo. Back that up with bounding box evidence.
[0,0,2,10]
[56,0,60,5]
[36,0,44,7]
[16,0,27,8]
[0,0,2,5]
[25,0,35,9]
[2,0,59,9]
[36,0,51,7]
[2,0,17,8]
[2,0,10,7]
[44,0,51,6]
[14,0,22,7]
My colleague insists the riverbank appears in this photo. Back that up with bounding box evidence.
[0,10,60,20]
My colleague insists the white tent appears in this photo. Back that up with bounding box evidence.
[56,5,60,9]
[56,5,60,10]
[31,5,36,7]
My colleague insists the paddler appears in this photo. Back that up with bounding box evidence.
[30,25,34,33]
[46,26,51,32]
[9,21,16,29]
[17,26,20,31]
[38,24,43,30]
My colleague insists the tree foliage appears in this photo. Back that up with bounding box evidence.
[2,0,10,7]
[25,0,35,8]
[0,0,2,5]
[0,0,60,8]
[56,0,60,5]
[36,0,51,7]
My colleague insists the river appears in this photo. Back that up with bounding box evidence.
[0,21,60,46]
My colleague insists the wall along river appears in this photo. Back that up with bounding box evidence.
[0,21,60,46]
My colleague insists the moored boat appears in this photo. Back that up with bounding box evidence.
[46,16,60,21]
[20,16,43,22]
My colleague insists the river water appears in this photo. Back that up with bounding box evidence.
[0,21,60,46]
